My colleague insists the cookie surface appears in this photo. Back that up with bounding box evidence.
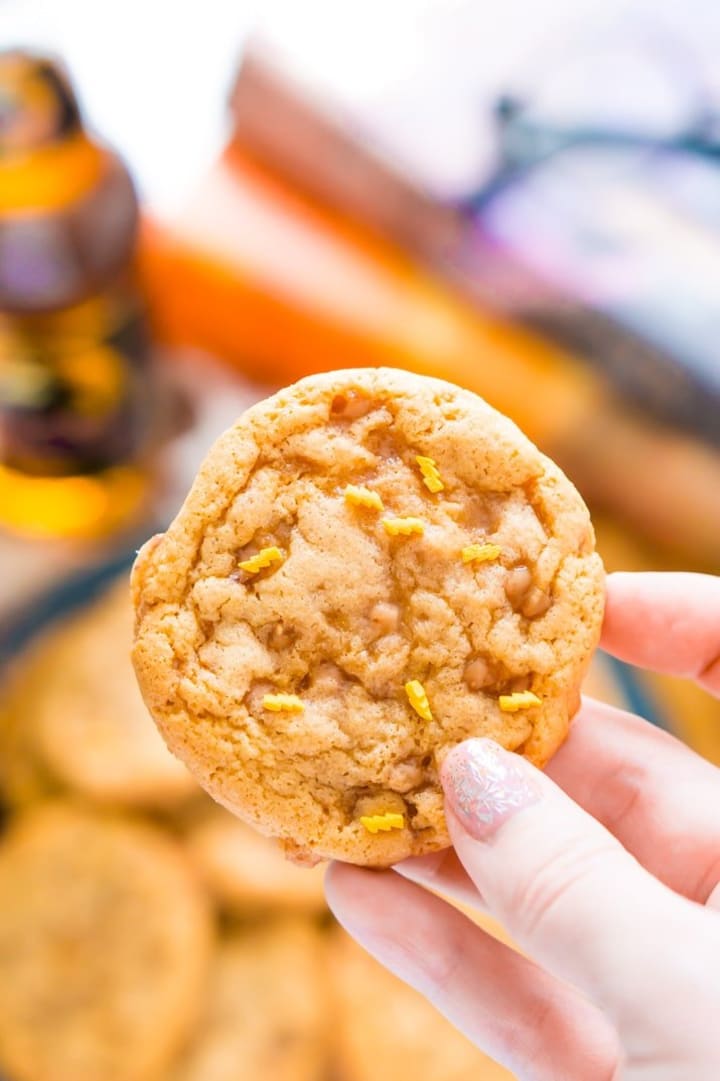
[329,930,511,1081]
[170,920,328,1081]
[0,803,211,1081]
[132,368,604,865]
[2,579,197,809]
[186,801,327,914]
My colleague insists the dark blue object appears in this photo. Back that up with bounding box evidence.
[0,548,138,669]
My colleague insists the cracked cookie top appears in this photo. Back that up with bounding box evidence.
[132,368,604,866]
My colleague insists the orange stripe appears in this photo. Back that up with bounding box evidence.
[0,134,105,213]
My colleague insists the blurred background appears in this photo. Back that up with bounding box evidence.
[0,1,719,1079]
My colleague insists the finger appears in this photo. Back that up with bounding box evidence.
[401,697,720,907]
[708,881,720,912]
[441,738,720,1050]
[602,572,720,696]
[325,863,620,1081]
[396,847,484,911]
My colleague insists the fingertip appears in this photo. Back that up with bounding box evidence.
[323,861,385,917]
[600,571,720,692]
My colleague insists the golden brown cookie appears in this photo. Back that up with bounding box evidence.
[0,802,212,1081]
[170,919,328,1081]
[186,801,327,914]
[0,689,58,808]
[1,579,197,809]
[329,930,512,1081]
[132,368,604,866]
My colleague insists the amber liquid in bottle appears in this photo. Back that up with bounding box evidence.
[0,51,152,539]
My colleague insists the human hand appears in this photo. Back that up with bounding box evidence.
[326,572,720,1080]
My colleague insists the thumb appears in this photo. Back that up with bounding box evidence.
[441,739,718,1047]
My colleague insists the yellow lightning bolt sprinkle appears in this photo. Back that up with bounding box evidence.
[415,455,445,493]
[461,543,502,564]
[344,484,384,511]
[383,517,425,537]
[239,546,284,574]
[262,693,305,713]
[405,680,433,721]
[498,691,541,712]
[360,812,405,834]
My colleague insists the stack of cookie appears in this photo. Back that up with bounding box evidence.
[0,577,512,1081]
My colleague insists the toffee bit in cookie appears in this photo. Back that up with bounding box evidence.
[415,455,445,493]
[504,564,532,604]
[383,517,425,537]
[504,567,551,618]
[521,586,552,619]
[463,657,491,691]
[239,546,284,574]
[330,391,374,419]
[359,812,405,834]
[498,691,541,712]
[262,693,305,713]
[369,601,400,635]
[405,679,433,721]
[461,543,502,564]
[344,484,384,511]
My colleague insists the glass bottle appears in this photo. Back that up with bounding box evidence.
[0,50,153,539]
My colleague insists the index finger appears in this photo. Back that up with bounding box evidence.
[601,571,720,697]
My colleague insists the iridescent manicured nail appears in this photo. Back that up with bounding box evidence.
[441,738,542,840]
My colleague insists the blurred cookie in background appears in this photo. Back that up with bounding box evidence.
[0,578,198,809]
[170,918,328,1081]
[0,686,59,809]
[185,800,327,915]
[0,802,212,1081]
[329,929,512,1081]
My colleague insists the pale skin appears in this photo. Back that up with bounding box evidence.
[326,572,720,1080]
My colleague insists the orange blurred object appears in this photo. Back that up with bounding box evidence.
[140,144,601,451]
[0,462,147,541]
[0,132,104,214]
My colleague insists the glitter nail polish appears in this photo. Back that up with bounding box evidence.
[442,738,542,840]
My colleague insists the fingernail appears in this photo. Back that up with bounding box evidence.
[441,738,542,841]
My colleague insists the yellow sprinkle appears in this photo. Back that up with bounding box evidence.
[383,517,425,537]
[262,693,305,713]
[239,546,284,574]
[360,812,405,834]
[498,691,541,712]
[405,679,433,721]
[461,543,502,564]
[344,484,384,511]
[415,455,444,493]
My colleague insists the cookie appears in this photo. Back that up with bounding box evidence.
[2,579,197,809]
[186,801,327,914]
[170,919,328,1081]
[132,368,604,866]
[0,690,58,808]
[329,930,511,1081]
[0,803,211,1081]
